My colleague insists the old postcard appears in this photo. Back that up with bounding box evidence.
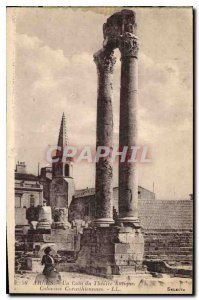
[7,6,193,294]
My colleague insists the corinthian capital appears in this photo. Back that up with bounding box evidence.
[94,49,116,74]
[119,33,139,59]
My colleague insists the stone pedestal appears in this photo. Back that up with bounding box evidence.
[73,226,145,277]
[52,207,71,229]
[27,228,76,255]
[36,206,52,230]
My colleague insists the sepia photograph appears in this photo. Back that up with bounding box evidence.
[7,6,193,294]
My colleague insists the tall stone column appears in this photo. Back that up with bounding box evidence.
[94,49,116,227]
[118,32,139,226]
[76,10,144,277]
[102,9,140,226]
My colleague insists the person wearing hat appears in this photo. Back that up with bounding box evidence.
[41,246,55,277]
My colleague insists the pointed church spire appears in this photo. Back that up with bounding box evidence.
[57,113,67,155]
[52,113,73,178]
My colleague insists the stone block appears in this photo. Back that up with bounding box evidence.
[117,266,137,275]
[56,242,75,251]
[97,243,114,255]
[117,227,134,233]
[43,229,75,243]
[15,208,28,226]
[118,232,127,243]
[72,226,145,276]
[26,257,43,273]
[115,254,129,266]
[36,221,51,230]
[32,258,43,273]
[114,243,132,254]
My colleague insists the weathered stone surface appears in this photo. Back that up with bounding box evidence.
[117,12,139,226]
[26,257,43,273]
[71,219,87,234]
[25,228,76,256]
[69,226,144,276]
[38,206,52,222]
[43,229,74,242]
[50,177,75,209]
[103,10,137,51]
[15,208,29,226]
[36,205,52,230]
[93,11,140,227]
[144,260,192,278]
[52,207,71,229]
[94,49,116,226]
[144,230,193,266]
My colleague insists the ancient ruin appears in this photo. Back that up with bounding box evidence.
[95,10,140,227]
[14,9,193,280]
[72,9,145,276]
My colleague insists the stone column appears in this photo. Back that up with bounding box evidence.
[118,32,140,226]
[36,205,52,230]
[52,207,71,229]
[93,49,116,227]
[75,11,144,277]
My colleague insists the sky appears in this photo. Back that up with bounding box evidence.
[9,7,193,199]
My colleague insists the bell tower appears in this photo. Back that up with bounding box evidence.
[52,113,73,178]
[50,113,75,228]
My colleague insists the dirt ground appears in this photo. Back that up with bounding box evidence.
[14,271,192,294]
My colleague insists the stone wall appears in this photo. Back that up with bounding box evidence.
[16,198,193,270]
[69,196,95,222]
[113,187,155,211]
[69,197,192,230]
[138,200,193,230]
[144,229,192,266]
[138,186,155,200]
[69,198,193,267]
[139,200,193,267]
[40,178,51,204]
[50,177,75,209]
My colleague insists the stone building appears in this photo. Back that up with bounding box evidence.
[39,166,52,204]
[69,186,155,221]
[15,162,43,226]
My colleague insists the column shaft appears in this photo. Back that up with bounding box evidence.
[94,49,116,226]
[119,36,139,225]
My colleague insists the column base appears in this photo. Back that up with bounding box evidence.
[63,226,145,277]
[52,221,71,229]
[118,217,141,228]
[94,218,114,227]
[36,221,51,230]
